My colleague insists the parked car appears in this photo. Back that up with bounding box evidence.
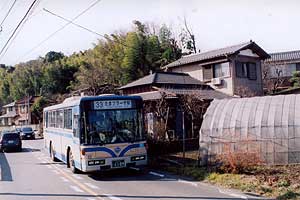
[0,131,22,152]
[20,127,35,139]
[15,128,21,135]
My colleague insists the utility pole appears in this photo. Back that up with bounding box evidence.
[182,110,185,166]
[28,95,31,125]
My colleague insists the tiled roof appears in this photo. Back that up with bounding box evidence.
[0,111,17,118]
[130,88,230,100]
[129,91,176,101]
[16,96,39,104]
[265,50,300,63]
[162,88,230,99]
[163,41,270,69]
[119,72,205,89]
[2,101,15,108]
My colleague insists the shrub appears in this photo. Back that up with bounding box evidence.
[215,142,264,174]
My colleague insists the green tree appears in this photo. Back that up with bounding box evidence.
[42,59,78,95]
[31,96,48,123]
[290,71,300,87]
[0,68,12,105]
[44,51,64,63]
[10,59,43,100]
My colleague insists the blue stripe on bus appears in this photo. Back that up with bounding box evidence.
[84,143,145,157]
[119,143,144,157]
[84,147,117,157]
[45,130,73,138]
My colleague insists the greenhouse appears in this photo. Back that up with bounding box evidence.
[200,94,300,165]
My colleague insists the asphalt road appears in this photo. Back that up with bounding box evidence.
[0,139,263,200]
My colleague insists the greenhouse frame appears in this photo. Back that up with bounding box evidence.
[200,94,300,165]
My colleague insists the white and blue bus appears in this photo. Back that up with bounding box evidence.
[43,95,147,173]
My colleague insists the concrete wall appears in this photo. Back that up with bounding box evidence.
[171,63,204,81]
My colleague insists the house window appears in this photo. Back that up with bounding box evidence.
[213,62,230,78]
[235,61,257,80]
[203,65,213,81]
[297,63,300,71]
[20,105,27,113]
[8,107,13,112]
[248,63,257,80]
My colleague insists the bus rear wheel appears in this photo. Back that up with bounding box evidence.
[68,149,79,174]
[50,143,58,162]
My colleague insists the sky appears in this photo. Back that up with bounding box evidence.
[0,0,300,65]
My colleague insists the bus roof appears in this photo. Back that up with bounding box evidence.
[43,95,142,111]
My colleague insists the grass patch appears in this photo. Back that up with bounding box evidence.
[152,153,300,199]
[277,190,300,200]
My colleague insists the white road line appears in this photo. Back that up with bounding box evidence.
[149,171,165,178]
[103,194,123,200]
[84,182,99,189]
[60,177,70,182]
[218,188,248,199]
[70,185,84,193]
[72,174,83,180]
[51,170,60,175]
[129,167,140,171]
[178,179,198,187]
[62,168,69,172]
[161,178,177,181]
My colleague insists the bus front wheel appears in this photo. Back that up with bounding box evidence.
[68,149,79,174]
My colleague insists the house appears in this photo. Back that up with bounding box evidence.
[119,71,229,140]
[0,96,40,126]
[262,50,300,91]
[0,102,18,126]
[15,96,40,125]
[162,40,270,97]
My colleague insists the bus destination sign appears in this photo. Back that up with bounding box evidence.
[93,100,132,110]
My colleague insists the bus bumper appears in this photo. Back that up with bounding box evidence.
[81,156,147,172]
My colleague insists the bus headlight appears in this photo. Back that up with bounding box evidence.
[88,160,105,166]
[131,155,146,161]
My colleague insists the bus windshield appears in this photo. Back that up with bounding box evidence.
[83,109,145,145]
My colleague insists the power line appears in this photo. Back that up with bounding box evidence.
[0,0,38,60]
[42,8,138,51]
[0,0,17,32]
[0,0,42,60]
[43,8,106,39]
[15,0,101,63]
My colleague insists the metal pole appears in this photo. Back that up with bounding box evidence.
[182,111,185,165]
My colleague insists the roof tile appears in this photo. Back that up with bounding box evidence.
[163,41,269,69]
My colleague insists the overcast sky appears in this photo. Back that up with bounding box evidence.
[0,0,300,65]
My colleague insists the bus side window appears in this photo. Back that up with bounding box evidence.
[73,114,79,137]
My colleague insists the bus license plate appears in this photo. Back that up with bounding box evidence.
[112,160,125,168]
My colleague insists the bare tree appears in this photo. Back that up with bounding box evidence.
[180,16,197,54]
[235,86,257,97]
[178,93,211,138]
[143,91,172,141]
[262,61,288,94]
